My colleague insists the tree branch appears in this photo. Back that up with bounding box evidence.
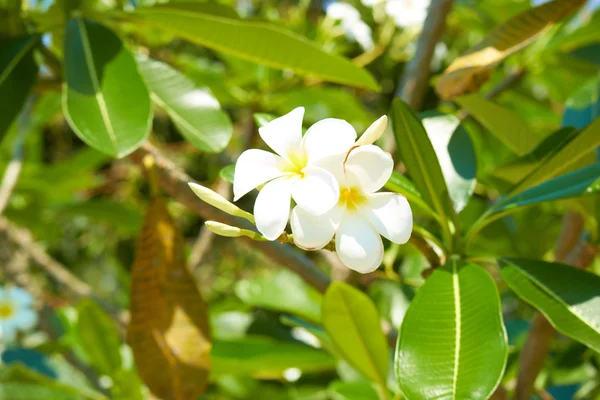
[129,142,331,293]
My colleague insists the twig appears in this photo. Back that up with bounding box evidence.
[0,95,36,215]
[129,142,331,293]
[513,212,597,400]
[394,0,454,108]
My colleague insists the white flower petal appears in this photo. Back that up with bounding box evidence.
[362,193,413,244]
[345,145,393,193]
[302,118,357,163]
[8,287,33,307]
[254,177,293,240]
[355,116,387,146]
[14,309,38,330]
[311,153,347,183]
[258,107,304,159]
[335,213,383,273]
[233,149,286,201]
[291,205,343,250]
[292,167,339,216]
[0,321,17,343]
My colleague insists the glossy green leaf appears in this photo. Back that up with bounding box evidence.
[456,94,538,156]
[562,76,599,129]
[0,35,38,138]
[390,99,458,242]
[133,5,379,91]
[322,282,388,385]
[76,299,122,376]
[512,118,600,192]
[212,337,335,377]
[395,262,507,400]
[421,112,477,213]
[501,258,600,352]
[63,17,152,157]
[137,56,232,152]
[328,381,380,400]
[235,269,322,323]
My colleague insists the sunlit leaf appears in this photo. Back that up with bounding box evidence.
[137,56,232,152]
[395,262,507,400]
[322,282,388,385]
[127,197,212,400]
[0,35,38,138]
[133,5,379,90]
[562,75,599,129]
[384,171,437,219]
[436,0,585,99]
[328,380,380,400]
[63,17,152,157]
[501,258,600,352]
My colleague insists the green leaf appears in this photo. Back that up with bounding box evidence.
[219,164,235,184]
[212,337,335,377]
[456,94,538,156]
[562,76,600,129]
[253,113,276,128]
[436,0,585,99]
[390,99,458,243]
[421,112,477,213]
[0,35,38,138]
[395,262,507,400]
[235,269,322,323]
[384,171,436,216]
[512,118,600,192]
[495,163,600,213]
[133,5,379,91]
[501,258,600,352]
[136,56,232,152]
[322,282,388,385]
[328,381,380,400]
[76,299,122,376]
[63,17,152,157]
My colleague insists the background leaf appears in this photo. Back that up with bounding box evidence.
[322,282,388,385]
[127,197,212,400]
[137,56,232,152]
[134,5,379,90]
[501,258,600,352]
[63,17,151,157]
[395,262,507,400]
[562,76,600,129]
[0,35,38,138]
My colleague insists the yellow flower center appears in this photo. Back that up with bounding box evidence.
[339,186,367,211]
[282,151,308,177]
[0,302,15,319]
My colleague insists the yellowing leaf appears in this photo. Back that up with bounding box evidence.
[127,197,212,400]
[436,0,585,99]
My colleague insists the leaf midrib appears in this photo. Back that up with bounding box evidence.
[76,18,118,153]
[451,262,461,400]
[0,36,37,88]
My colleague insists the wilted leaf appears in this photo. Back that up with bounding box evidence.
[127,197,212,400]
[436,0,585,99]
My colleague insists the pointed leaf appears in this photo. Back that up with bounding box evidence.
[436,0,585,99]
[421,112,477,213]
[127,197,212,400]
[390,99,458,241]
[0,35,38,138]
[322,282,388,385]
[136,56,232,152]
[76,299,122,376]
[63,18,152,157]
[384,171,438,221]
[456,94,538,156]
[395,263,507,400]
[562,76,600,129]
[501,258,600,352]
[133,5,379,91]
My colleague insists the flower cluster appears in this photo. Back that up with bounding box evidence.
[190,108,413,273]
[0,286,38,343]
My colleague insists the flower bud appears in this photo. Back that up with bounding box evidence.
[188,182,255,224]
[355,115,387,146]
[205,221,264,240]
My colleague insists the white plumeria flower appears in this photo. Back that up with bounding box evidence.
[291,143,413,273]
[0,286,38,343]
[326,2,374,51]
[234,107,360,240]
[384,0,431,28]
